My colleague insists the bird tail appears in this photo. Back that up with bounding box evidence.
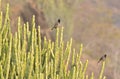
[97,60,101,64]
[97,61,100,64]
[51,27,54,30]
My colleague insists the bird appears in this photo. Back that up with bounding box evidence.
[97,54,107,63]
[51,19,61,30]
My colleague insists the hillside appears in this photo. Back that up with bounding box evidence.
[73,0,120,79]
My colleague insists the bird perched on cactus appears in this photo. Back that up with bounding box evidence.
[51,19,61,30]
[98,54,107,63]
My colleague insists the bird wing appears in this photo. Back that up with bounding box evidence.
[97,57,103,63]
[51,22,58,30]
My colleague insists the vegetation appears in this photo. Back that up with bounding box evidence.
[0,4,106,79]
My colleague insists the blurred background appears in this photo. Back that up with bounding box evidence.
[1,0,120,79]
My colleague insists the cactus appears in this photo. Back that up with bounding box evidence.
[0,3,106,79]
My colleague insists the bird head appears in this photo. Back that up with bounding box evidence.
[104,54,107,58]
[58,19,60,23]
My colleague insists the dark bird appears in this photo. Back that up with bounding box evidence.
[51,19,61,30]
[98,54,107,63]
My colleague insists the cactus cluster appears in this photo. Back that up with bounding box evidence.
[0,4,106,79]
